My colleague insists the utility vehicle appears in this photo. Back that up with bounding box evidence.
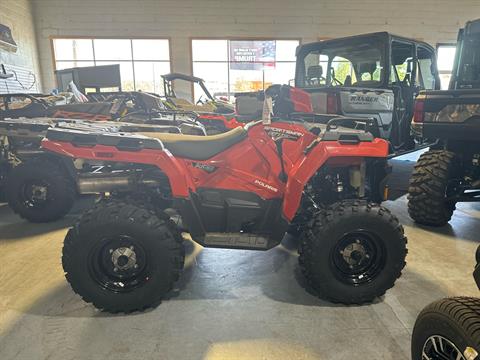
[408,19,480,226]
[411,244,480,360]
[295,32,441,155]
[162,72,235,115]
[161,73,240,134]
[41,108,407,313]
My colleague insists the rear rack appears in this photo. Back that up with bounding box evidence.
[0,118,53,138]
[322,116,375,143]
[46,128,164,152]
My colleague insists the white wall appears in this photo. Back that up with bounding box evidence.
[32,0,480,93]
[0,0,42,91]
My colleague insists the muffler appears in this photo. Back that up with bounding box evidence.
[77,174,160,194]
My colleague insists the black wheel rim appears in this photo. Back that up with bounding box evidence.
[330,230,385,285]
[88,235,149,293]
[421,335,470,360]
[20,180,51,209]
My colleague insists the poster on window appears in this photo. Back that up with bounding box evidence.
[229,40,276,70]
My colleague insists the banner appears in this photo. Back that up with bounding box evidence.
[229,40,276,70]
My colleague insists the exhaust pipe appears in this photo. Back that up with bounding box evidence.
[77,175,160,194]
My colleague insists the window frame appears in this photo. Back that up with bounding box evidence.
[416,44,438,90]
[190,37,301,101]
[50,36,172,93]
[436,43,457,89]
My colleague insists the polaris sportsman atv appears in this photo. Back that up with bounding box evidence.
[41,111,407,313]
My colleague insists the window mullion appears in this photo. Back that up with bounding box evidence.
[91,39,96,66]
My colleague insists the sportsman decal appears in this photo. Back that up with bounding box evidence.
[264,126,303,141]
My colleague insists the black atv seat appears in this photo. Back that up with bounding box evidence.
[139,126,247,160]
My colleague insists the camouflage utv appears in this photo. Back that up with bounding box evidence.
[408,19,480,226]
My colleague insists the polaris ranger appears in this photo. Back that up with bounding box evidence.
[408,19,480,226]
[295,32,441,155]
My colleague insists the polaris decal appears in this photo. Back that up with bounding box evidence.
[192,162,217,173]
[264,126,303,141]
[254,179,278,192]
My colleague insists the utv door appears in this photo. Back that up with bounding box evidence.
[389,41,417,151]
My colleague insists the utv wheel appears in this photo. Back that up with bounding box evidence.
[6,159,76,222]
[408,150,460,226]
[298,200,407,304]
[62,200,184,313]
[411,297,480,360]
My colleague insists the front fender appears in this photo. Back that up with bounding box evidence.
[282,138,389,221]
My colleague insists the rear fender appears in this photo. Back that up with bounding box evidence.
[41,139,192,197]
[282,138,389,221]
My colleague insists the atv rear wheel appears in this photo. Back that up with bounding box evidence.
[298,200,407,304]
[408,150,461,226]
[411,297,480,360]
[6,158,76,222]
[62,199,184,313]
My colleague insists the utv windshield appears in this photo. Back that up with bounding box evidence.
[297,41,385,88]
[456,36,480,89]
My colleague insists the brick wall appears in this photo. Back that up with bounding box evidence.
[31,0,480,94]
[0,0,42,91]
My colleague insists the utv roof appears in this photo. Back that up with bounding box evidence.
[162,73,205,83]
[465,18,480,35]
[296,32,435,55]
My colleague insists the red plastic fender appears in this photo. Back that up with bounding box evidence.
[282,138,389,221]
[41,139,194,198]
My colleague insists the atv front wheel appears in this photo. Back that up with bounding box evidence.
[408,150,460,226]
[6,159,76,222]
[62,199,184,313]
[298,200,407,304]
[411,297,480,360]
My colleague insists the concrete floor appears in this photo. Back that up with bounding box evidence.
[1,165,480,359]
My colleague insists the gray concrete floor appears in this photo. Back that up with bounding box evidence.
[1,161,480,359]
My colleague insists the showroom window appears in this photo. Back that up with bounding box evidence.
[437,44,457,89]
[191,39,300,101]
[52,38,171,93]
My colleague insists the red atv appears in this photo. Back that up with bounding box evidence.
[42,116,407,313]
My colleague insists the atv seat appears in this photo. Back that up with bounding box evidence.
[139,126,247,160]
